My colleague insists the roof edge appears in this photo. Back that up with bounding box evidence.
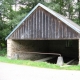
[5,3,80,40]
[39,3,80,33]
[5,3,41,40]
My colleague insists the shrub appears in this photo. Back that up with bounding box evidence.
[0,48,7,56]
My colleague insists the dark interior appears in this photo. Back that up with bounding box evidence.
[17,39,78,65]
[25,40,78,65]
[27,40,78,58]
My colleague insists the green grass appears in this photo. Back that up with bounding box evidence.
[0,56,60,68]
[0,56,80,70]
[0,49,80,70]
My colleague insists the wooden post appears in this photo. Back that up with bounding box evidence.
[79,39,80,64]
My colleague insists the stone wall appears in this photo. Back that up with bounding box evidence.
[7,39,47,60]
[7,39,13,58]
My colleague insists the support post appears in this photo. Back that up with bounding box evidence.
[7,39,13,59]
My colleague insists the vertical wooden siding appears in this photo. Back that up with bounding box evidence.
[9,7,79,40]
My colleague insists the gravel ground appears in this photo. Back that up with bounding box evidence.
[0,62,80,80]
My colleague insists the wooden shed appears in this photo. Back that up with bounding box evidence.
[5,3,80,64]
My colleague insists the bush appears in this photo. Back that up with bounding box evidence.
[0,48,7,56]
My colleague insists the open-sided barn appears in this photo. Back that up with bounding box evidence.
[5,3,80,64]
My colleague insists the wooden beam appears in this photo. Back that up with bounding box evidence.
[15,51,61,56]
[35,57,54,62]
[66,59,75,65]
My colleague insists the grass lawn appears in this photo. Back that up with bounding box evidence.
[0,49,80,70]
[0,56,80,70]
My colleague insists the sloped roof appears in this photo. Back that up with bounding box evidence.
[5,3,80,40]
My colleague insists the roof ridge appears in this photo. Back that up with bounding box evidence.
[5,3,80,40]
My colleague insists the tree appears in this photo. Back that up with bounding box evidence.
[76,0,80,24]
[0,0,16,49]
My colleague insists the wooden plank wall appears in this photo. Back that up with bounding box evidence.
[9,7,79,40]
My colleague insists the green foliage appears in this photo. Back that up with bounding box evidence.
[9,13,27,28]
[75,1,80,24]
[44,0,74,18]
[0,48,7,56]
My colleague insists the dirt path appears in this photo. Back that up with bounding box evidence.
[0,62,80,80]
